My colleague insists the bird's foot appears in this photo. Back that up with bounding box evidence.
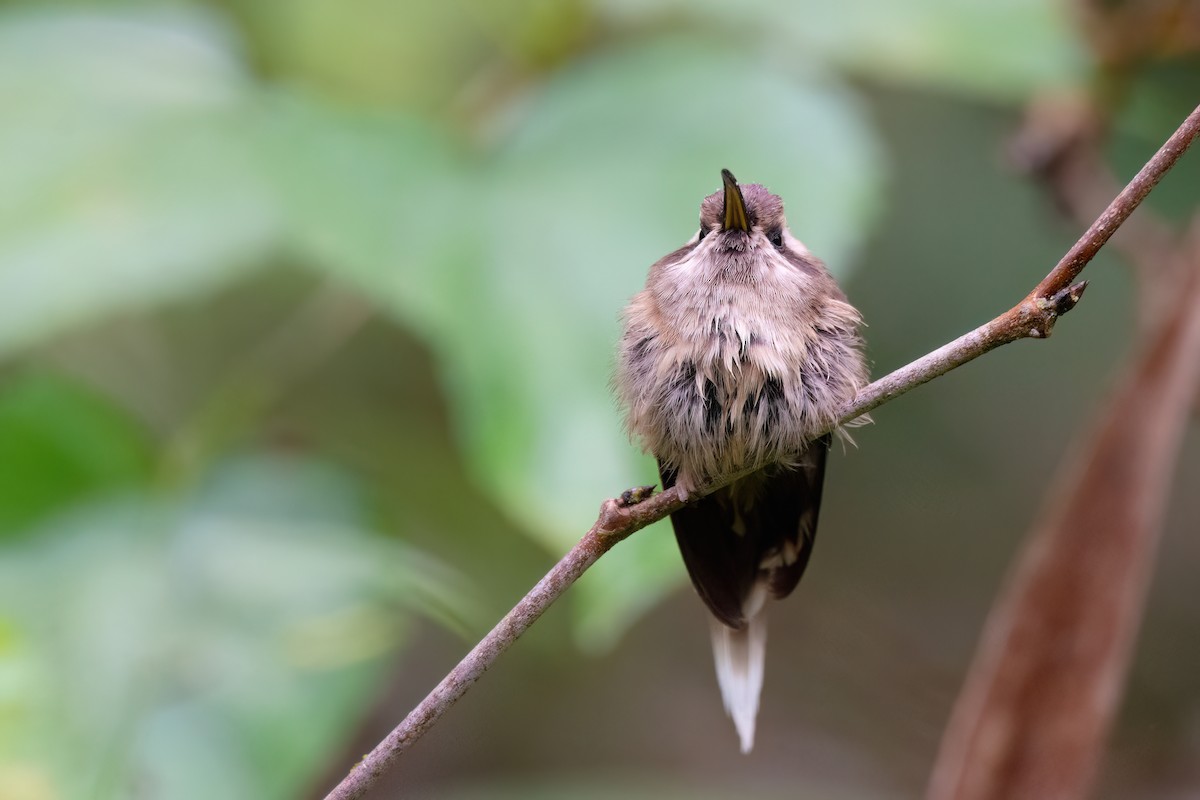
[617,485,657,507]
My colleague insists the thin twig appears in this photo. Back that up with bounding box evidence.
[1029,103,1200,299]
[322,102,1200,800]
[1011,91,1186,324]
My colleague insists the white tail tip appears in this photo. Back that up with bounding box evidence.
[710,611,767,753]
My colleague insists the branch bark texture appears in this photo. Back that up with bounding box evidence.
[323,103,1200,800]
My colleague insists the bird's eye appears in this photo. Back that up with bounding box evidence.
[767,228,784,248]
[698,225,709,241]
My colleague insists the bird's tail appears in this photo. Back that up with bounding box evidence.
[710,608,768,754]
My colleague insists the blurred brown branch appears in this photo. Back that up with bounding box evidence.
[927,103,1200,800]
[322,103,1200,800]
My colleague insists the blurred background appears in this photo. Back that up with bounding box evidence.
[1,1,1198,798]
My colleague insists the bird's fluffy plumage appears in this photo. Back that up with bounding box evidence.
[615,177,867,751]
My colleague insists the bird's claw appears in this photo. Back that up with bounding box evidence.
[617,485,657,507]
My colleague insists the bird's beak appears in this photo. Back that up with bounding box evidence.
[721,169,750,232]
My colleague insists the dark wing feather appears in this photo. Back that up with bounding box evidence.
[659,463,757,629]
[661,435,830,630]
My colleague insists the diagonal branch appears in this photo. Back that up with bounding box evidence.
[1011,92,1188,326]
[1027,103,1199,299]
[321,102,1200,800]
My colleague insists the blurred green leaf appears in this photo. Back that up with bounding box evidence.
[0,372,151,537]
[0,8,281,355]
[228,0,480,109]
[263,92,471,333]
[227,0,592,109]
[0,454,478,800]
[597,0,1087,99]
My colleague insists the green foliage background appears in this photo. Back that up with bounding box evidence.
[0,1,1197,799]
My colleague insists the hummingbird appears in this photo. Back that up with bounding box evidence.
[614,170,867,752]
